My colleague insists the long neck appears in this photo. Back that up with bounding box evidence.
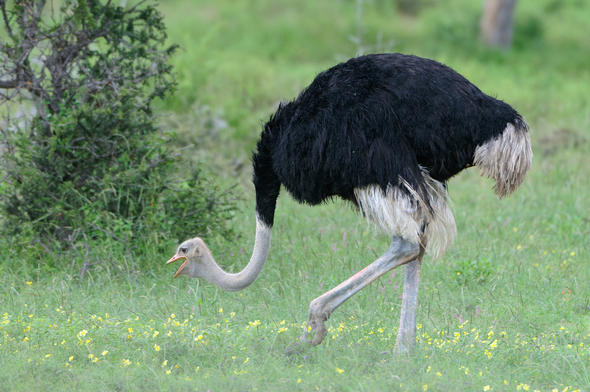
[201,217,271,291]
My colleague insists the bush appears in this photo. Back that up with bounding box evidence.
[0,1,235,262]
[454,259,493,286]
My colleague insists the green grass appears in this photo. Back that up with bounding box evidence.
[1,0,590,390]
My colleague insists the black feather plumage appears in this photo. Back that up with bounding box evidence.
[252,53,524,227]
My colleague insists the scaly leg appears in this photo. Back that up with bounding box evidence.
[301,236,420,346]
[394,242,425,353]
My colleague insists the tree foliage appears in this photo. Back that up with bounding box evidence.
[0,0,235,254]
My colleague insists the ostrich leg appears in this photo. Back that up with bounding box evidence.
[394,242,426,353]
[301,236,420,346]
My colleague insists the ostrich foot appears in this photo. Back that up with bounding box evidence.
[297,298,330,346]
[285,314,327,357]
[393,337,414,354]
[302,312,328,346]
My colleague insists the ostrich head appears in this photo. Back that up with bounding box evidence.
[166,237,209,279]
[165,218,272,291]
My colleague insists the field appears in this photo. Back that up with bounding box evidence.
[1,0,589,391]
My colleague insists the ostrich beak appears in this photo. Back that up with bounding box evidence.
[166,255,188,278]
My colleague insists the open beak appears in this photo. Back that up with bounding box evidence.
[166,254,188,278]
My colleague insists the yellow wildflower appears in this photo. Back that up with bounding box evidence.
[335,367,344,374]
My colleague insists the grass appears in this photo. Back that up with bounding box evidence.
[1,0,590,390]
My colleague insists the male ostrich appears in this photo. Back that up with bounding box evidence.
[166,53,532,352]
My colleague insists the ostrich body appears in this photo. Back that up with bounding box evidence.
[167,53,532,352]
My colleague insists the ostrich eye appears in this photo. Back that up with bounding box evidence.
[180,247,188,254]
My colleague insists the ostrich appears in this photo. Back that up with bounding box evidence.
[166,53,532,352]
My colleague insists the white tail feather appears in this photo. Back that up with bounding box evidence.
[474,121,532,197]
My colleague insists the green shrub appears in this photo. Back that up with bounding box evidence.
[454,259,494,286]
[0,0,235,262]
